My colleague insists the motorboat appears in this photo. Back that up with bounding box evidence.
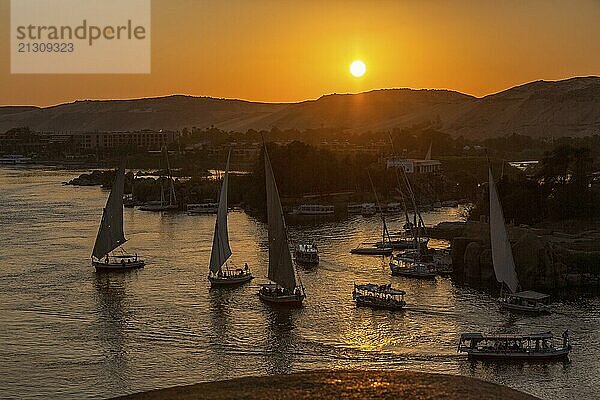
[498,291,551,314]
[187,202,219,214]
[295,243,319,265]
[458,331,571,361]
[376,236,428,250]
[352,283,406,310]
[390,260,437,279]
[290,204,334,216]
[0,154,33,164]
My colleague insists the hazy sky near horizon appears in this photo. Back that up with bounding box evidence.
[1,0,599,106]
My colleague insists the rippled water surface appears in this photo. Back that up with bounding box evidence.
[1,167,598,399]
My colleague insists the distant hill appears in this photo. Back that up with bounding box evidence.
[1,76,599,138]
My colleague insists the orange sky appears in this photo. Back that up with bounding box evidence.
[1,0,599,106]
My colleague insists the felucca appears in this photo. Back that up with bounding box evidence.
[139,147,178,212]
[208,151,253,285]
[258,145,306,306]
[488,167,551,314]
[91,159,145,271]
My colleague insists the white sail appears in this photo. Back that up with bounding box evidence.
[209,151,232,274]
[264,146,298,292]
[92,159,127,259]
[489,167,519,293]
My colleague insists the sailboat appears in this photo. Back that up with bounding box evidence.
[139,147,178,212]
[258,145,306,306]
[91,159,145,271]
[351,173,394,255]
[489,167,551,314]
[208,151,253,285]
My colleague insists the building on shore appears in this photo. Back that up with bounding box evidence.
[385,156,442,174]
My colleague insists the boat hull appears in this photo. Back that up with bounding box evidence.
[351,248,393,256]
[139,204,178,212]
[258,285,305,307]
[354,296,405,310]
[93,260,145,271]
[498,299,552,314]
[209,273,253,286]
[463,348,570,361]
[390,265,436,279]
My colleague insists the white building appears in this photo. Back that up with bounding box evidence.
[385,157,441,174]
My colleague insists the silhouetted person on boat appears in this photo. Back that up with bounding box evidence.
[562,330,569,347]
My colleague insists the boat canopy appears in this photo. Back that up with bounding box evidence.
[460,332,554,342]
[512,290,550,300]
[355,283,406,296]
[296,243,317,253]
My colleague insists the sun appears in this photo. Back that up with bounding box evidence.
[350,60,366,77]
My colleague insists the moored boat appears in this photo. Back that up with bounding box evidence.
[457,331,571,361]
[258,144,306,307]
[140,147,178,212]
[91,158,145,272]
[290,204,334,216]
[390,260,437,279]
[187,202,219,214]
[352,283,406,310]
[377,236,428,250]
[351,243,393,255]
[0,154,33,164]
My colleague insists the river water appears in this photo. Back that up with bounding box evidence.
[0,167,598,400]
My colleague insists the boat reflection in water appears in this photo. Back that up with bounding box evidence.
[93,274,132,392]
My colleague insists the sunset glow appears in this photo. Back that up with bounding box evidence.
[1,0,599,106]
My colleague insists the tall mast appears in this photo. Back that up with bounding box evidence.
[387,132,425,256]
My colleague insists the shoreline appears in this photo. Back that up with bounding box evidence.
[111,370,541,400]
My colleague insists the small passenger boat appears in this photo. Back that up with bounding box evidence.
[290,204,334,216]
[294,243,319,265]
[187,202,219,214]
[352,283,406,310]
[390,260,437,279]
[498,290,551,314]
[458,331,571,361]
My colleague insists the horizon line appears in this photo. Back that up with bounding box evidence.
[1,75,598,109]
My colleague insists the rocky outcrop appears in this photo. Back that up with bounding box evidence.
[450,221,599,291]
